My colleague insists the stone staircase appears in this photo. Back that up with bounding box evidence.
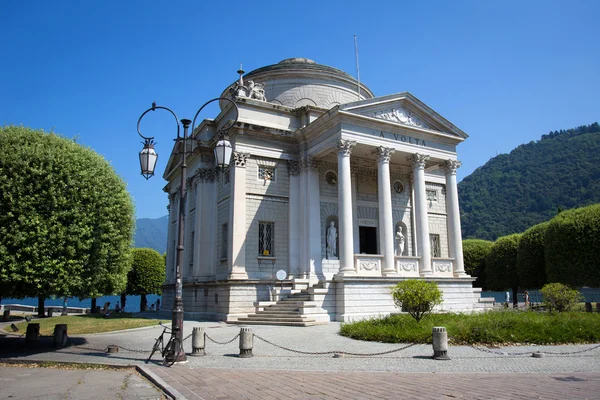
[234,286,330,327]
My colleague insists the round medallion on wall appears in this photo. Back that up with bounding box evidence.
[325,171,338,185]
[276,270,287,281]
[393,180,404,194]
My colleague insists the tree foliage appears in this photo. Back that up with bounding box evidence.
[484,234,521,297]
[540,283,582,312]
[390,280,442,322]
[127,248,165,311]
[462,239,494,289]
[516,222,549,289]
[544,203,600,287]
[459,123,600,240]
[0,125,135,301]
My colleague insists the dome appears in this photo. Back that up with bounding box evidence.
[222,58,373,109]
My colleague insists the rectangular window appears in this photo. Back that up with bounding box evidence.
[430,234,441,258]
[259,221,274,256]
[190,231,195,263]
[258,166,275,182]
[221,223,228,260]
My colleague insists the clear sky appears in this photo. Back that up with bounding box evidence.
[2,0,598,219]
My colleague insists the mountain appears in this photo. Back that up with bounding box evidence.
[134,215,168,253]
[459,123,600,241]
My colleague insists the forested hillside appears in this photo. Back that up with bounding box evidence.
[459,123,600,240]
[134,215,168,253]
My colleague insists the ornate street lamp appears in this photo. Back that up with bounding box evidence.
[137,98,238,363]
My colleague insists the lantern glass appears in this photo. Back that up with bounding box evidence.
[214,138,232,170]
[139,142,158,179]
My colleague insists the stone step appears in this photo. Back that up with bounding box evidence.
[233,320,328,327]
[241,314,314,321]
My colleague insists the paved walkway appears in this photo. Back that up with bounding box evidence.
[2,320,600,399]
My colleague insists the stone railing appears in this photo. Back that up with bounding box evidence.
[432,258,454,277]
[394,256,420,277]
[354,254,383,276]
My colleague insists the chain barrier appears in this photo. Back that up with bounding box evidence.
[253,333,417,356]
[205,333,240,345]
[537,343,600,356]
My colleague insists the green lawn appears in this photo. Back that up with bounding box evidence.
[6,313,165,336]
[339,310,600,345]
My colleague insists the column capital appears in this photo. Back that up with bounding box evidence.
[408,153,430,169]
[374,146,395,164]
[442,159,462,175]
[232,152,250,167]
[299,156,321,171]
[288,160,301,175]
[337,139,356,157]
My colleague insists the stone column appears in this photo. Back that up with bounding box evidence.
[351,165,359,254]
[376,147,395,275]
[443,160,466,277]
[337,140,356,275]
[192,175,203,277]
[199,169,217,278]
[306,157,322,281]
[288,161,301,278]
[409,153,433,276]
[228,152,249,280]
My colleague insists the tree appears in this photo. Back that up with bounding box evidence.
[390,280,442,322]
[516,222,549,289]
[126,248,165,312]
[462,239,494,289]
[485,234,522,306]
[540,283,582,312]
[0,125,134,316]
[545,203,600,287]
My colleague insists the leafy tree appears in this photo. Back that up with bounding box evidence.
[540,283,582,312]
[0,125,134,315]
[462,239,494,289]
[516,222,549,289]
[459,123,600,240]
[390,280,442,322]
[545,203,600,287]
[485,234,522,306]
[127,248,166,312]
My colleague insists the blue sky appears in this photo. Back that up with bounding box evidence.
[2,0,598,219]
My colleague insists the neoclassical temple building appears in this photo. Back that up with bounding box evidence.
[161,58,492,324]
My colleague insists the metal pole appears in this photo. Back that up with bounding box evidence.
[168,118,191,363]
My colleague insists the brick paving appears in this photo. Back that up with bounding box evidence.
[149,366,600,400]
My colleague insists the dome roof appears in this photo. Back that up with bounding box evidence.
[223,58,373,109]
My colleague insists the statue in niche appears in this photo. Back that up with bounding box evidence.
[326,221,338,259]
[395,227,405,256]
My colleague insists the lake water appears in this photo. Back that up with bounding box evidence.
[1,294,161,313]
[482,288,600,303]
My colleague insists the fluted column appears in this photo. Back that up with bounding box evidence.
[306,157,322,281]
[228,152,249,280]
[443,160,466,277]
[337,140,356,275]
[288,160,301,278]
[375,147,396,275]
[409,153,432,276]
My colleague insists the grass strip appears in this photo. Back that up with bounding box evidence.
[339,310,600,345]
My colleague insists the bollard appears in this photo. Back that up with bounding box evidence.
[47,308,53,317]
[106,345,119,353]
[239,327,254,358]
[25,323,40,346]
[3,309,10,321]
[432,326,450,360]
[53,324,68,347]
[191,327,206,356]
[585,302,592,313]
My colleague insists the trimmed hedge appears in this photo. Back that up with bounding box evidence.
[516,222,549,289]
[485,233,522,293]
[462,239,494,289]
[545,203,600,287]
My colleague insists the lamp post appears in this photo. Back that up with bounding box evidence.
[137,98,238,363]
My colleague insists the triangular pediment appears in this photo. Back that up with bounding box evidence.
[339,92,468,139]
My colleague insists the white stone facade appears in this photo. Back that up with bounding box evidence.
[161,58,489,322]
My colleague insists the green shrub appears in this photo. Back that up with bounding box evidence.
[462,239,494,288]
[545,203,600,287]
[485,234,522,301]
[516,222,549,289]
[390,280,442,322]
[540,283,582,312]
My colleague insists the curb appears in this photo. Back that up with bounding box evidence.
[0,358,186,400]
